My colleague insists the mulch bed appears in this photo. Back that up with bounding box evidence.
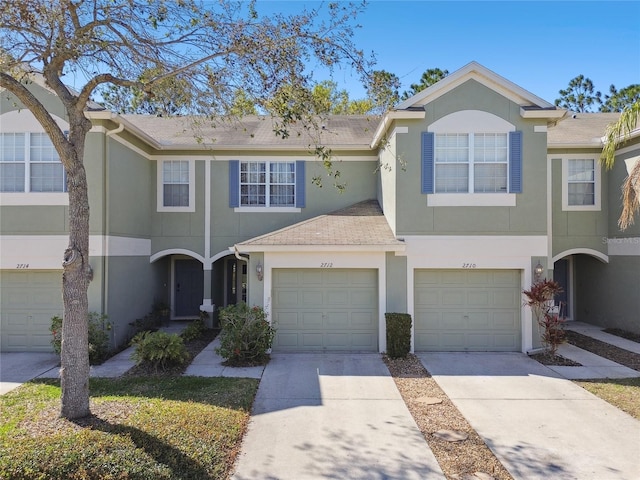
[566,330,640,372]
[528,352,581,366]
[125,329,219,377]
[603,328,640,344]
[385,355,513,480]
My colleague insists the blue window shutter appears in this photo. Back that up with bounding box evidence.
[229,160,239,207]
[421,132,434,194]
[509,131,522,193]
[295,160,306,208]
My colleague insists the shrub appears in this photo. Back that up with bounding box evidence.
[181,316,207,343]
[130,331,189,371]
[386,313,412,358]
[523,279,566,356]
[50,312,111,364]
[216,303,275,365]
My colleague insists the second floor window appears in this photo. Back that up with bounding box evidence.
[435,133,508,193]
[567,158,595,206]
[163,160,190,207]
[0,133,65,193]
[240,161,295,207]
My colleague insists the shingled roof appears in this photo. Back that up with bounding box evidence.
[236,200,404,251]
[120,114,378,150]
[547,112,620,148]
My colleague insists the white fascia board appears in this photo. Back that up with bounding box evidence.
[234,244,406,253]
[371,111,426,148]
[547,142,603,149]
[520,107,567,120]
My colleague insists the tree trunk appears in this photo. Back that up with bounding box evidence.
[59,140,91,419]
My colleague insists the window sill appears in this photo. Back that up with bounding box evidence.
[157,205,195,213]
[427,193,516,207]
[0,193,68,206]
[562,205,601,212]
[234,206,301,213]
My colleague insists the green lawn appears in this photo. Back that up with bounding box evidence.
[0,376,258,480]
[574,377,640,420]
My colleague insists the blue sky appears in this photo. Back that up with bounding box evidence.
[257,0,640,106]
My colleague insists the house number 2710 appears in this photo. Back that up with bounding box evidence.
[320,263,333,268]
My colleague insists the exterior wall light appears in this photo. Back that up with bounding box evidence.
[534,262,544,280]
[256,262,263,281]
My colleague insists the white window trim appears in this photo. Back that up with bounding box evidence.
[428,110,516,206]
[156,159,195,212]
[234,206,301,213]
[427,193,516,207]
[1,132,67,195]
[561,155,601,211]
[237,160,297,209]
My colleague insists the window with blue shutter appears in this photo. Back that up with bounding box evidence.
[421,132,434,194]
[509,130,522,193]
[229,160,239,207]
[295,160,305,208]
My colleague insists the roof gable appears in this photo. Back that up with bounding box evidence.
[396,61,554,110]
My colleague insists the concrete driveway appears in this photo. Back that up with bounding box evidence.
[232,353,444,480]
[0,352,59,395]
[418,353,640,480]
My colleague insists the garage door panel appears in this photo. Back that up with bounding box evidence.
[273,311,299,327]
[415,269,521,352]
[467,291,490,306]
[351,312,375,327]
[494,312,518,328]
[326,290,349,305]
[273,290,299,307]
[301,271,323,285]
[325,311,349,328]
[301,312,324,328]
[1,270,62,352]
[301,291,324,306]
[273,269,378,351]
[351,289,376,306]
[442,291,465,305]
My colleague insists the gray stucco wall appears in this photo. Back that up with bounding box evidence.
[385,252,407,313]
[393,80,548,236]
[574,255,640,335]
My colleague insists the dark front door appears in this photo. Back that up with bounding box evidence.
[175,259,203,317]
[553,259,570,318]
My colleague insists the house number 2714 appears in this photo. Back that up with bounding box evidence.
[462,263,476,269]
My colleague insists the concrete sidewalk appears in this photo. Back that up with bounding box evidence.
[419,352,640,480]
[232,353,444,480]
[565,321,640,354]
[0,352,59,395]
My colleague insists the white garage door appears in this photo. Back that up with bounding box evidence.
[415,269,521,352]
[272,269,378,351]
[1,270,62,352]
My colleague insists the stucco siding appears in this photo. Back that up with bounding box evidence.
[385,252,407,313]
[394,80,548,236]
[574,255,640,335]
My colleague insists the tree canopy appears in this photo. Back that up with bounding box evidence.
[400,68,449,101]
[0,0,371,419]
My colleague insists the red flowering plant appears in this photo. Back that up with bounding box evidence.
[523,279,566,357]
[215,303,275,366]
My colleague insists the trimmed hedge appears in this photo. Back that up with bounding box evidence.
[386,313,411,358]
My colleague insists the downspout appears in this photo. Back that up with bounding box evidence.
[233,245,249,263]
[103,119,124,344]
